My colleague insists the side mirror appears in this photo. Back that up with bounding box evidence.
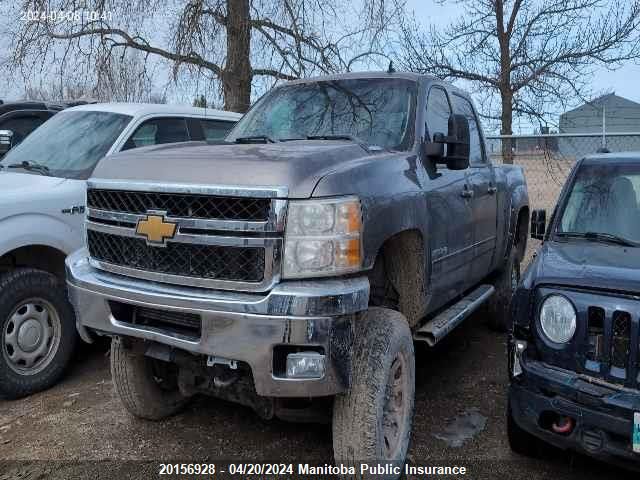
[445,114,470,170]
[424,132,445,158]
[0,130,14,156]
[531,209,547,240]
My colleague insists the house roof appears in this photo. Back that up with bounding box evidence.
[561,93,640,117]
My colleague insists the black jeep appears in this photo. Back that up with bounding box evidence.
[508,153,640,470]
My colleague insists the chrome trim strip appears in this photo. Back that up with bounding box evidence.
[88,179,288,198]
[88,208,266,233]
[87,220,279,247]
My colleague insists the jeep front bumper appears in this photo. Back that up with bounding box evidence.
[65,249,370,397]
[509,340,640,470]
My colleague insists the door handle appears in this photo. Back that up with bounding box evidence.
[461,187,474,199]
[487,185,497,195]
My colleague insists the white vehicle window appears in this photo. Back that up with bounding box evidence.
[0,110,132,179]
[123,117,189,150]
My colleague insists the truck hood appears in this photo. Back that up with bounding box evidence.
[532,240,640,294]
[91,140,378,198]
[0,171,67,200]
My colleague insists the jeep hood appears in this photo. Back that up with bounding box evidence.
[532,240,640,294]
[91,140,377,198]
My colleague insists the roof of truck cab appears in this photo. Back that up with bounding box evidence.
[284,71,438,85]
[64,102,242,120]
[582,152,640,164]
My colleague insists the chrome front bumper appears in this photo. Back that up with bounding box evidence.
[65,249,370,397]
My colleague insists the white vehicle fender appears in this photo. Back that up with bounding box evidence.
[0,213,80,258]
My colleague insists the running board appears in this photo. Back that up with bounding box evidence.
[413,284,495,347]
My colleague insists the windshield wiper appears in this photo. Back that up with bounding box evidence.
[7,161,50,176]
[234,135,276,144]
[557,231,638,247]
[306,134,375,152]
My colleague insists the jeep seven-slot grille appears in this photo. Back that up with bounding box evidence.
[87,189,271,221]
[88,230,265,282]
[585,306,638,387]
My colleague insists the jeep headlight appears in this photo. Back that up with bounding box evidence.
[283,197,362,278]
[539,295,577,344]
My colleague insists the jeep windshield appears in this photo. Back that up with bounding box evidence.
[0,110,132,180]
[228,78,417,151]
[557,162,640,246]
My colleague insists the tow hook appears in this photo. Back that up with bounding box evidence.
[551,416,575,435]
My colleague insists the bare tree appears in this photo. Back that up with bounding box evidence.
[21,50,166,103]
[10,0,401,113]
[400,0,640,160]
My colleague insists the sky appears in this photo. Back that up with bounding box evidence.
[3,0,640,134]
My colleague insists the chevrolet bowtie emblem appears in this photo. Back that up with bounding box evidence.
[136,213,177,246]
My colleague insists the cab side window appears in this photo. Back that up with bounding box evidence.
[123,117,189,150]
[451,95,485,165]
[425,87,451,142]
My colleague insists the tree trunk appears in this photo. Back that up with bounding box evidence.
[222,0,252,113]
[500,89,514,164]
[494,0,514,164]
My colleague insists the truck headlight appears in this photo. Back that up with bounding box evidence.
[539,295,577,344]
[283,197,362,278]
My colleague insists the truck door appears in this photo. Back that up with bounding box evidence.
[424,86,475,305]
[451,94,498,283]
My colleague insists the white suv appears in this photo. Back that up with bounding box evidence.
[0,103,241,398]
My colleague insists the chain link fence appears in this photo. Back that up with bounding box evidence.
[487,132,640,264]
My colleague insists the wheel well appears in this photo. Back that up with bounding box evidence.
[514,207,529,261]
[367,230,427,328]
[0,245,67,279]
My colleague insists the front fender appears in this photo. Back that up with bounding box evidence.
[0,213,82,258]
[506,183,530,258]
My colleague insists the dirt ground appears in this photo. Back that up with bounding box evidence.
[0,311,636,480]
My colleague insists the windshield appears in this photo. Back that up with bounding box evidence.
[557,163,640,244]
[0,111,132,179]
[228,78,417,150]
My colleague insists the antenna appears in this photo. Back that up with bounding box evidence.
[387,61,395,74]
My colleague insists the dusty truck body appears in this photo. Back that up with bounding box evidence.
[66,72,529,473]
[508,154,640,471]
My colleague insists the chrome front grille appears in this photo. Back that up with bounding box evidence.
[87,189,271,221]
[85,180,287,292]
[88,230,265,282]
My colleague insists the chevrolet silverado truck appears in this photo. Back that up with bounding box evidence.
[508,153,640,471]
[66,72,529,474]
[0,103,240,399]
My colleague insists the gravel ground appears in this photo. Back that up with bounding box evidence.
[0,314,636,479]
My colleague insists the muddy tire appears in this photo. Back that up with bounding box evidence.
[486,248,520,332]
[0,268,78,399]
[507,403,540,458]
[110,337,189,420]
[333,307,415,479]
